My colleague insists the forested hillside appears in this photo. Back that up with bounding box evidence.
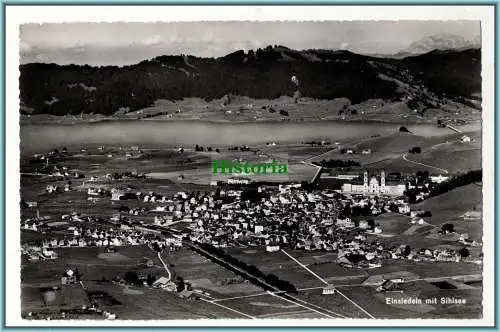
[19,45,481,116]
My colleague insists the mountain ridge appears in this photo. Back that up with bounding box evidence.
[20,45,481,118]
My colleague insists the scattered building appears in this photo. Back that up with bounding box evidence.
[322,284,336,295]
[61,269,77,285]
[152,277,176,291]
[376,279,402,292]
[430,174,449,184]
[361,149,372,155]
[328,174,360,180]
[461,135,471,143]
[265,244,280,252]
[111,189,125,201]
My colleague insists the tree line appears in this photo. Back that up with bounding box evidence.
[405,169,482,203]
[193,242,297,293]
[428,170,482,198]
[313,159,360,168]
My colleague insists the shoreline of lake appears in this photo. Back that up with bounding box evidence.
[20,120,481,156]
[20,115,482,127]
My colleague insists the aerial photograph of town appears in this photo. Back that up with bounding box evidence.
[15,13,488,324]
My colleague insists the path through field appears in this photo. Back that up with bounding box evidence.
[402,152,449,174]
[157,251,171,281]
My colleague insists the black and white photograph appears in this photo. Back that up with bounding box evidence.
[5,5,495,326]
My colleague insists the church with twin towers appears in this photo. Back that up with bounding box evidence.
[342,170,406,196]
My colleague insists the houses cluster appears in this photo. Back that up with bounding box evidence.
[133,185,411,268]
[38,178,478,269]
[50,166,84,179]
[402,246,480,264]
[22,220,182,262]
[45,184,72,194]
[23,160,479,272]
[341,195,411,216]
[335,241,480,270]
[24,307,117,321]
[106,188,177,203]
[140,184,482,268]
[184,186,348,248]
[21,244,58,261]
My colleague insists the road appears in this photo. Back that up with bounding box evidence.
[200,298,256,319]
[261,146,332,183]
[189,243,349,318]
[445,124,463,134]
[295,273,482,290]
[303,146,339,164]
[300,160,323,183]
[281,249,375,319]
[188,242,282,293]
[301,146,343,183]
[196,246,481,319]
[267,291,341,319]
[402,152,449,174]
[157,251,171,282]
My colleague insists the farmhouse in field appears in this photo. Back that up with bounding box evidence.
[61,269,77,285]
[152,277,176,291]
[265,244,280,252]
[361,148,372,155]
[322,284,336,294]
[461,135,471,143]
[376,279,403,292]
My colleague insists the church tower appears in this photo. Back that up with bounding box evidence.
[363,171,368,192]
[380,170,386,193]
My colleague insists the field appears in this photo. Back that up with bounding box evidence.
[20,147,219,227]
[21,245,165,285]
[374,212,414,235]
[212,293,325,318]
[411,183,483,241]
[22,284,90,312]
[126,96,369,123]
[410,149,481,174]
[178,246,482,319]
[307,126,481,176]
[22,92,482,127]
[169,249,263,297]
[84,282,243,320]
[330,285,481,319]
[223,248,361,288]
[21,238,483,320]
[21,246,258,319]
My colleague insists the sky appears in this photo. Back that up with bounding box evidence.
[20,21,480,66]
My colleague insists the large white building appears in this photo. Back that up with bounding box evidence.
[342,171,406,196]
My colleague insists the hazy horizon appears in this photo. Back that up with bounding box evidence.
[20,21,480,66]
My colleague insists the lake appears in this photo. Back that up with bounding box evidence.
[20,120,479,155]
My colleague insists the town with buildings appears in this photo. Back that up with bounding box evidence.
[19,138,485,323]
[19,128,483,321]
[15,17,486,324]
[21,162,481,267]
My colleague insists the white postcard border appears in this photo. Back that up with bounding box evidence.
[5,5,495,327]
